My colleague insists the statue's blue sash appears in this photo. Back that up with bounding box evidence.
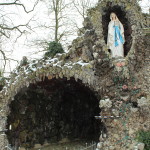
[113,26,124,47]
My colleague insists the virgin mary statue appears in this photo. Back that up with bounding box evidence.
[107,12,125,58]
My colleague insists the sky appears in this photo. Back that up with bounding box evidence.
[0,0,149,75]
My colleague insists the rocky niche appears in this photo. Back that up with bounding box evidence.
[102,3,132,56]
[6,77,101,149]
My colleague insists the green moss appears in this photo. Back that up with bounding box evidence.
[136,130,150,150]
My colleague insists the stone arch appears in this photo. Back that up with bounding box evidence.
[1,60,99,115]
[6,77,101,149]
[0,58,103,149]
[2,59,97,104]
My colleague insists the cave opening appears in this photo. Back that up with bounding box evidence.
[102,4,132,56]
[6,77,101,149]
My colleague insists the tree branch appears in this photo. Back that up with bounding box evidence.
[0,0,39,13]
[0,16,33,39]
[0,49,6,72]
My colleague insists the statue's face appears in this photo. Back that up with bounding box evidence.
[111,13,116,20]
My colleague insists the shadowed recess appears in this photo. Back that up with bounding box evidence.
[6,77,101,149]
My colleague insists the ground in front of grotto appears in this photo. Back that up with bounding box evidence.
[30,140,96,150]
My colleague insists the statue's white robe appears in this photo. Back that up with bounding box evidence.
[107,20,125,58]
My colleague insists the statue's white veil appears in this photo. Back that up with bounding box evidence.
[110,12,119,21]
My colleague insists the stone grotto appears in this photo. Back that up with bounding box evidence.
[0,0,149,150]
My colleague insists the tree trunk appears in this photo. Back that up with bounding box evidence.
[54,0,59,43]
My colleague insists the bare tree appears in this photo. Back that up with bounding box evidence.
[47,0,73,43]
[0,0,39,73]
[28,0,75,56]
[31,0,73,45]
[72,0,97,19]
[33,0,97,46]
[0,0,39,38]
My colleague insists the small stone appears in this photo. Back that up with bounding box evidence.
[129,128,135,135]
[109,146,115,150]
[112,109,119,116]
[120,94,129,101]
[58,138,70,144]
[137,143,145,150]
[97,142,103,149]
[89,60,95,65]
[19,147,26,150]
[99,98,112,108]
[130,107,138,113]
[113,134,119,139]
[34,144,42,149]
[133,145,138,150]
[93,52,99,59]
[98,59,102,63]
[138,97,150,107]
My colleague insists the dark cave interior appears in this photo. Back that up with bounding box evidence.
[6,77,101,149]
[102,4,132,56]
